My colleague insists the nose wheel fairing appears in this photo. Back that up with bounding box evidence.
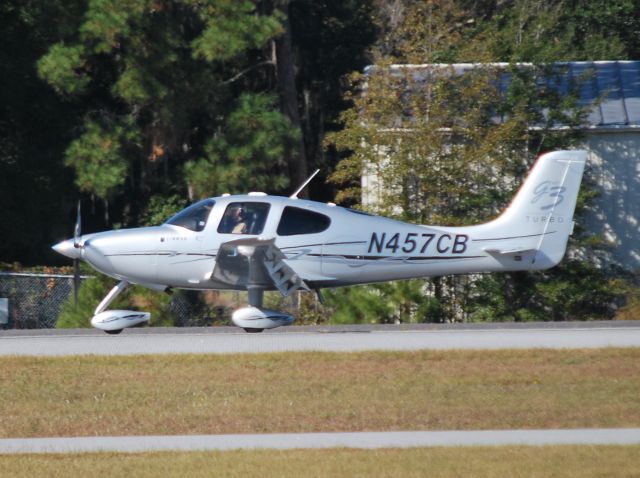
[91,310,150,332]
[90,280,150,333]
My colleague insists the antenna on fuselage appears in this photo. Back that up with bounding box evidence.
[289,169,320,199]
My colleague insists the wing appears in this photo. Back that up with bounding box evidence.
[209,237,309,297]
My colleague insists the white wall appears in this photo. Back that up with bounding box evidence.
[584,131,640,271]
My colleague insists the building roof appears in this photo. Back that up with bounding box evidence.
[548,61,640,129]
[369,61,640,131]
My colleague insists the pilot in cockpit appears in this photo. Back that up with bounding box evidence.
[230,207,248,234]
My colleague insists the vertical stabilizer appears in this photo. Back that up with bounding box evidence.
[481,150,587,269]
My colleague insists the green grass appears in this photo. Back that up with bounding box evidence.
[1,349,639,437]
[1,446,639,478]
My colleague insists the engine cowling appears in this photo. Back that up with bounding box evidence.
[91,310,150,333]
[231,307,294,332]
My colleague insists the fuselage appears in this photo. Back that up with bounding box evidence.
[54,193,561,291]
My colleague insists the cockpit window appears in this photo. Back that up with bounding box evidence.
[218,202,270,235]
[165,199,215,232]
[277,206,331,236]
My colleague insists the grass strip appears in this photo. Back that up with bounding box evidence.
[1,349,639,437]
[1,446,639,478]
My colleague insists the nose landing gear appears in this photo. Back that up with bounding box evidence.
[90,281,150,334]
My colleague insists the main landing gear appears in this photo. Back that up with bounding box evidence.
[230,287,294,333]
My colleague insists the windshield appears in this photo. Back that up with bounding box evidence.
[165,199,215,232]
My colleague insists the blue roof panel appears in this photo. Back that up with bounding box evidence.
[619,62,640,123]
[547,65,570,97]
[595,62,626,125]
[569,63,602,125]
[381,61,640,128]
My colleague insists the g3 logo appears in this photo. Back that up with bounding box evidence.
[531,181,565,211]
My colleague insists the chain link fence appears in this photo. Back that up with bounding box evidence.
[0,272,78,329]
[0,272,222,329]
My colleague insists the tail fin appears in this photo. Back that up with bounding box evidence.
[480,150,587,270]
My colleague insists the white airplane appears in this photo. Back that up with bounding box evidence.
[53,150,586,334]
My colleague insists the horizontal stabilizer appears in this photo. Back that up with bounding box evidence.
[483,247,536,255]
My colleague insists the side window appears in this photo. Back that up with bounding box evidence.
[217,202,270,235]
[277,206,331,236]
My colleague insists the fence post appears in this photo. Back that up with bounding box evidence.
[0,298,8,329]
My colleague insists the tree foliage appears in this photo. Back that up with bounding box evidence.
[2,0,377,264]
[64,119,138,198]
[470,0,640,62]
[185,93,297,197]
[326,0,628,323]
[0,1,84,263]
[36,0,293,218]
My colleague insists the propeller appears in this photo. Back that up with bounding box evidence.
[73,200,81,303]
[52,200,85,304]
[74,200,82,248]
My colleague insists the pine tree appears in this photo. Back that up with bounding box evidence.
[37,0,293,224]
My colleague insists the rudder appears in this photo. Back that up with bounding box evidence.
[480,150,587,270]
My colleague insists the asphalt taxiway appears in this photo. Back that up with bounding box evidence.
[1,321,640,356]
